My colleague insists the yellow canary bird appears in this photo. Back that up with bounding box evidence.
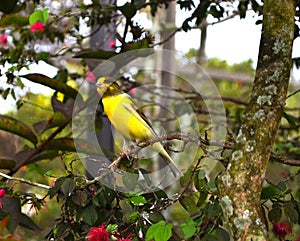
[95,77,182,177]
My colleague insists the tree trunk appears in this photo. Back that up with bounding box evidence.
[219,0,296,240]
[198,18,207,66]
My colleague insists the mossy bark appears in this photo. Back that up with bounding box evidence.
[219,0,296,240]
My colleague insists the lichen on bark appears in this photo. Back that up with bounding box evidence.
[218,0,296,240]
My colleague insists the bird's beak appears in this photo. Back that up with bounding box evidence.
[95,82,103,88]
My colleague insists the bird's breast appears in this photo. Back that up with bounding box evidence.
[102,94,155,141]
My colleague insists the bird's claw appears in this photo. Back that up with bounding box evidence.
[108,150,131,172]
[108,157,121,172]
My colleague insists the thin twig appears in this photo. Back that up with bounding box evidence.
[0,172,50,190]
[282,168,300,183]
[209,12,239,26]
[270,154,300,166]
[153,28,182,46]
[153,12,239,47]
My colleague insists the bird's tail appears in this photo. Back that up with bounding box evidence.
[151,142,182,177]
[160,154,182,178]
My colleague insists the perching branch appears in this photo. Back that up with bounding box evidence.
[110,133,300,167]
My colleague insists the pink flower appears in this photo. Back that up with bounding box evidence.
[86,224,109,241]
[86,71,96,83]
[109,39,116,49]
[295,236,300,241]
[0,188,6,208]
[50,180,56,187]
[129,88,136,95]
[88,186,97,195]
[273,222,292,239]
[0,189,6,197]
[30,21,45,32]
[0,34,7,48]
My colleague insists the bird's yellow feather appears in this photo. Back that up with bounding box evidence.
[96,77,181,176]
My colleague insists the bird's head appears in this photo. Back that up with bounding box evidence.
[95,77,122,96]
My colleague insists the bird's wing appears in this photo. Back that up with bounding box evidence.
[135,108,153,129]
[122,101,156,133]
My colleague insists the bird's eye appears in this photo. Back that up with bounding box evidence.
[102,78,114,84]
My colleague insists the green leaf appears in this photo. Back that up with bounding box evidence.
[205,234,218,241]
[19,213,41,232]
[82,205,98,226]
[0,115,37,145]
[118,2,137,19]
[61,179,75,196]
[180,167,193,187]
[148,212,165,223]
[261,184,282,199]
[44,170,54,177]
[73,49,116,59]
[0,14,29,27]
[128,189,143,196]
[130,196,147,206]
[55,69,69,83]
[93,191,105,207]
[234,108,243,123]
[196,192,208,207]
[28,150,60,164]
[146,221,172,241]
[106,224,118,232]
[194,169,207,191]
[1,197,41,233]
[72,190,88,207]
[21,74,82,101]
[153,189,168,199]
[0,159,15,169]
[284,202,299,223]
[2,197,22,233]
[133,0,146,9]
[179,195,197,213]
[161,223,172,241]
[268,206,282,224]
[209,5,225,19]
[122,38,151,52]
[283,112,299,128]
[128,211,140,223]
[48,177,66,198]
[182,19,191,32]
[33,112,67,135]
[215,227,230,241]
[238,1,247,18]
[276,181,287,192]
[29,9,49,24]
[45,138,100,155]
[180,218,197,239]
[0,0,18,14]
[123,171,139,191]
[1,87,10,99]
[205,180,217,191]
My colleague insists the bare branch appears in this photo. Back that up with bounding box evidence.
[270,153,300,166]
[113,133,300,167]
[0,172,50,190]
